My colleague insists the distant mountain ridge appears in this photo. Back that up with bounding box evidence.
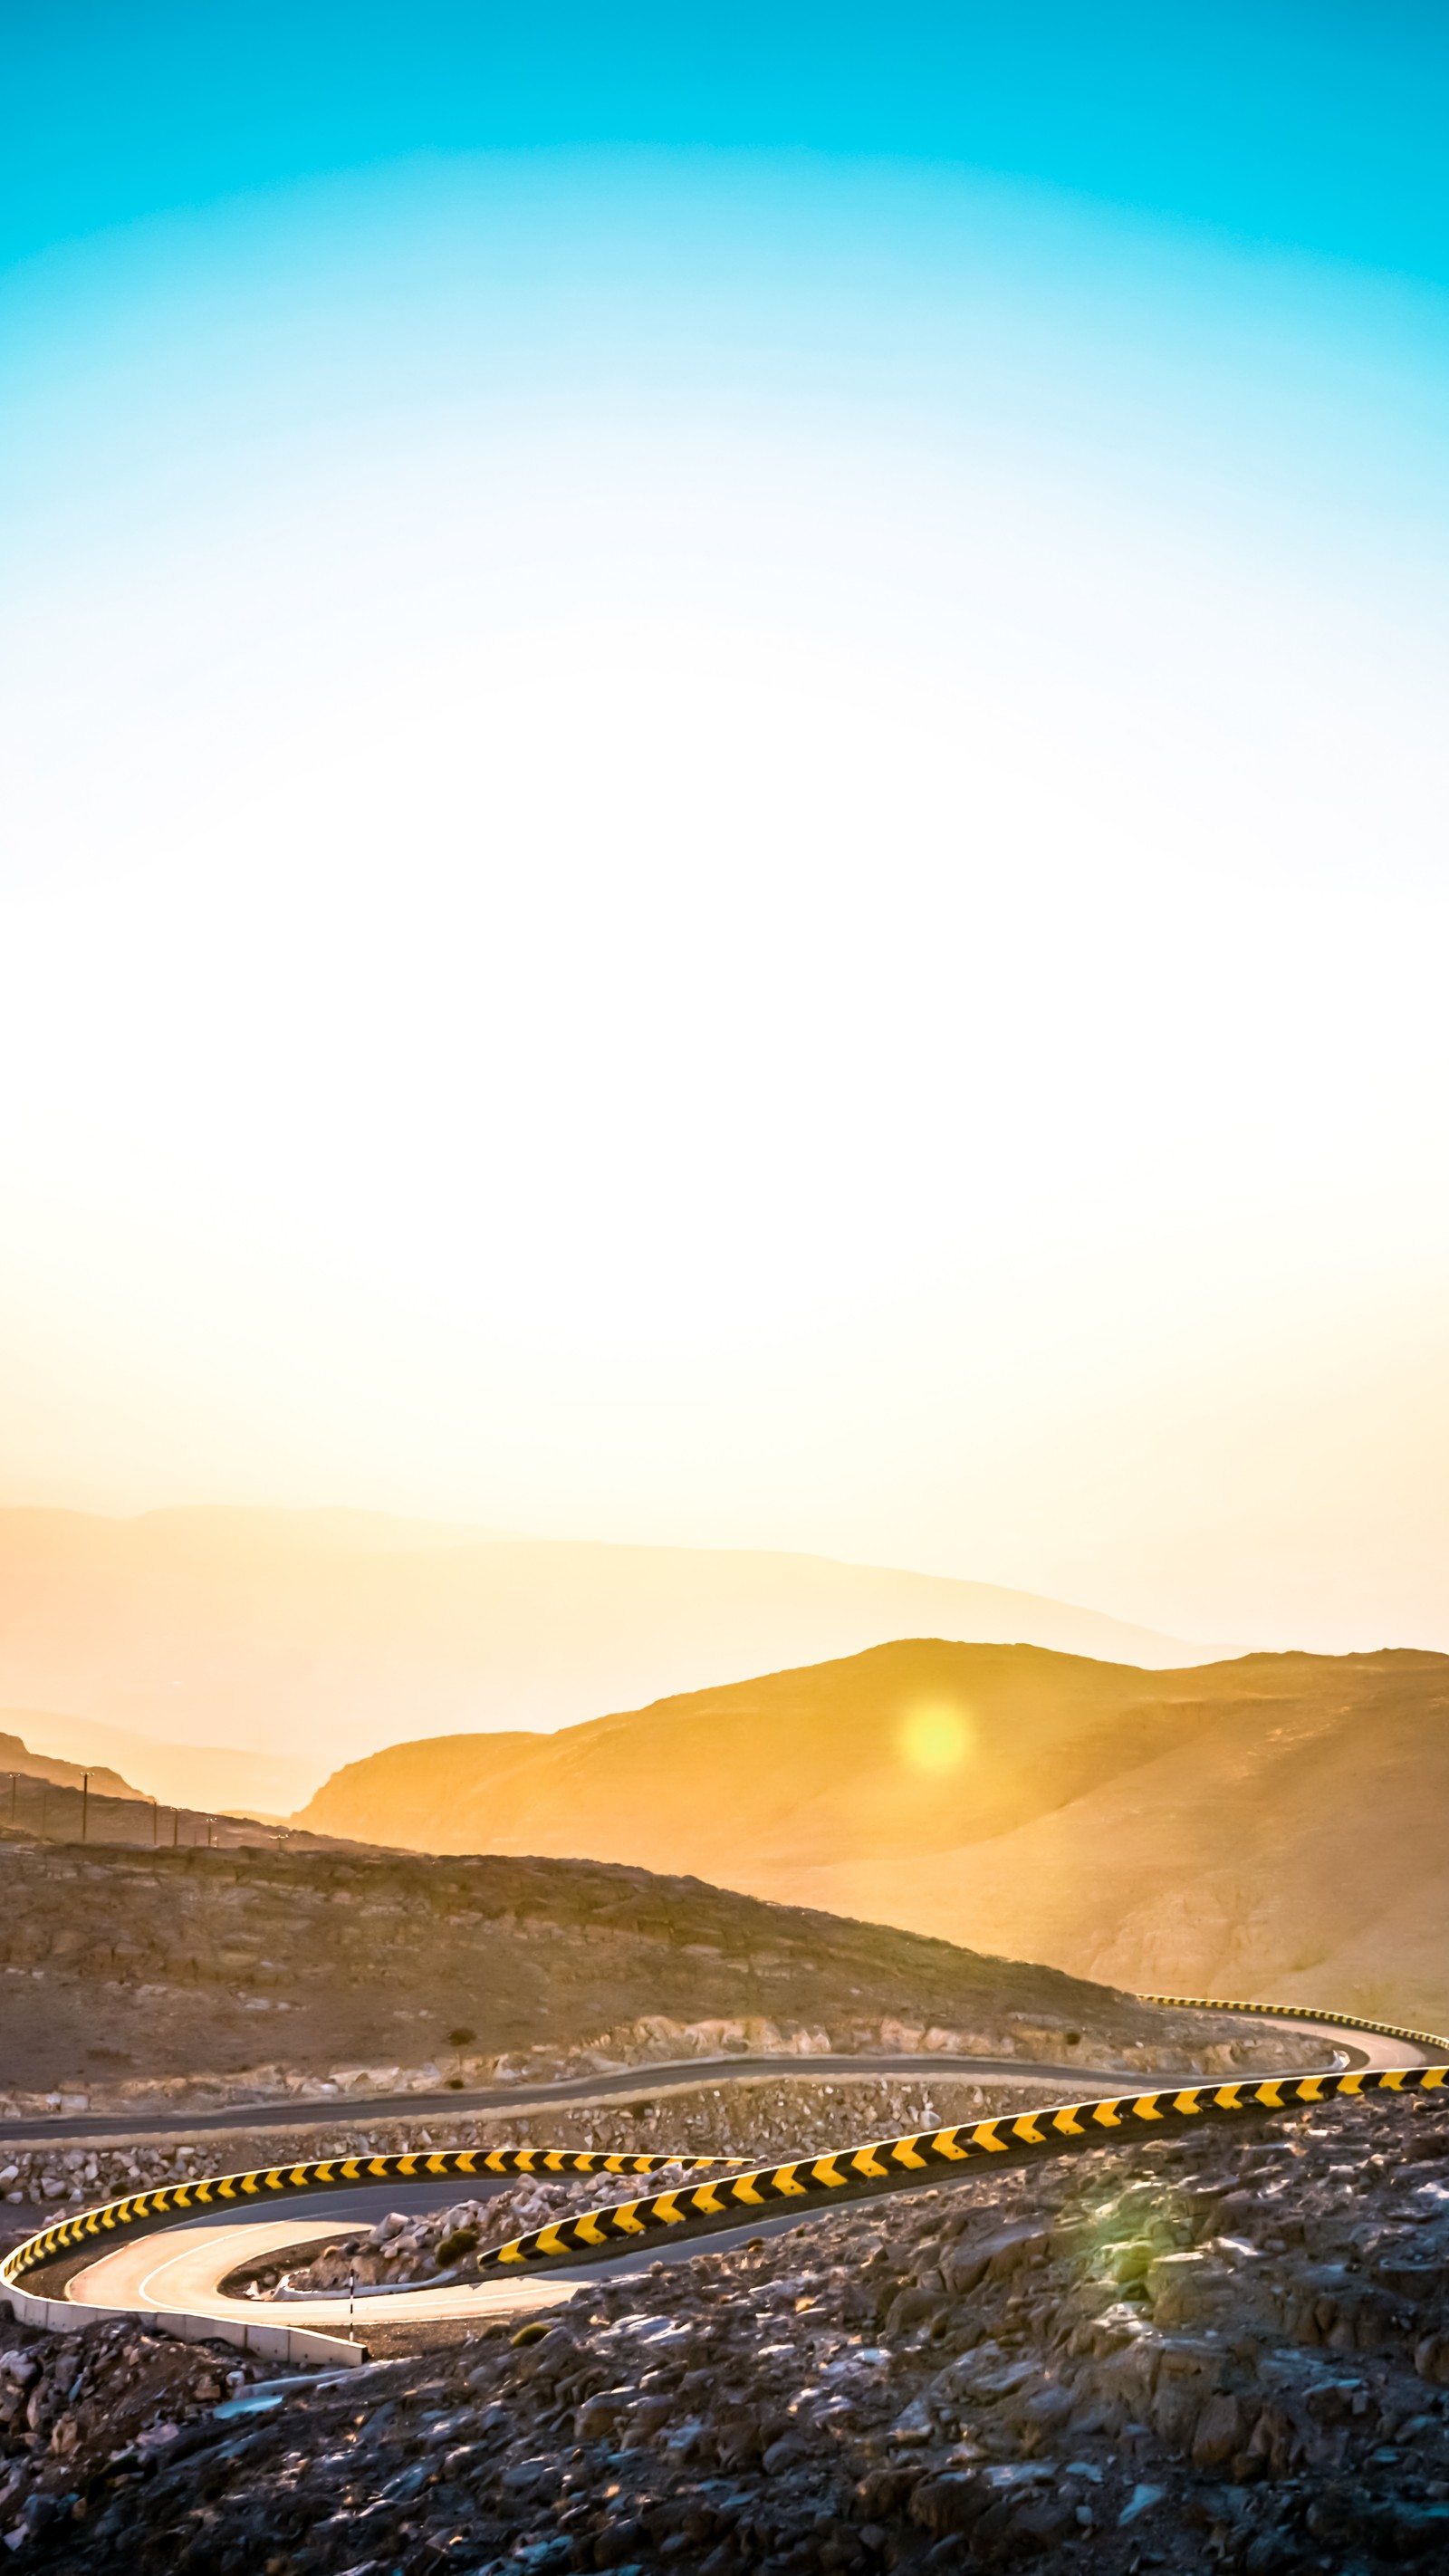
[0,1506,1201,1781]
[0,1709,315,1821]
[0,1727,140,1804]
[296,1638,1449,2033]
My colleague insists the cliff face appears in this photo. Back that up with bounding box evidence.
[297,1639,1449,2032]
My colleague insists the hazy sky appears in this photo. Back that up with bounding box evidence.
[3,3,1447,1653]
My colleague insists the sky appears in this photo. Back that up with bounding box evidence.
[2,1,1447,1655]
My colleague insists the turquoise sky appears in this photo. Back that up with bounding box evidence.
[2,3,1446,1655]
[5,1,1449,283]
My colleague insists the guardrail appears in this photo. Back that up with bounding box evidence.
[1140,1993,1449,2058]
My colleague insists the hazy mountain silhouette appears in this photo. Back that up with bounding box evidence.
[0,1725,140,1804]
[0,1507,1198,1786]
[0,1708,316,1821]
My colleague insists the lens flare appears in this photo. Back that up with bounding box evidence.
[897,1699,974,1775]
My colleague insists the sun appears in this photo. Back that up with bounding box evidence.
[897,1698,974,1776]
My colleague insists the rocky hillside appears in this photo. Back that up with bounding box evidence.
[298,1639,1449,2032]
[0,1837,1301,2119]
[6,2083,1449,2571]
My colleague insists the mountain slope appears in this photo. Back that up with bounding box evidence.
[0,1727,139,1803]
[788,1647,1449,2023]
[0,1506,1200,1779]
[297,1639,1449,2030]
[0,1709,314,1820]
[299,1640,1195,1877]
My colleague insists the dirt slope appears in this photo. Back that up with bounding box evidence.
[298,1639,1449,2031]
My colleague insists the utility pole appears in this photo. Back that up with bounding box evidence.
[81,1771,89,1845]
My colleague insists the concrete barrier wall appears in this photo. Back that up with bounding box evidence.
[1,2283,363,2367]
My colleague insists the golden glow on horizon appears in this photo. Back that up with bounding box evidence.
[0,168,1446,1656]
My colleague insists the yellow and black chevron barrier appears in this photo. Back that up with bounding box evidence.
[0,2146,736,2290]
[6,1999,1449,2301]
[474,2060,1449,2273]
[1142,1994,1449,2061]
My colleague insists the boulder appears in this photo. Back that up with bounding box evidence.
[944,2225,1051,2295]
[909,2471,987,2536]
[1147,2250,1237,2329]
[1191,2391,1249,2470]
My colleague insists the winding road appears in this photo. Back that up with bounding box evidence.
[5,1998,1445,2367]
[0,2050,1293,2148]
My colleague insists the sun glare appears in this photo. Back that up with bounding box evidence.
[897,1699,974,1775]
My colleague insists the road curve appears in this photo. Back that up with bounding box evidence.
[7,1995,1445,2360]
[0,2052,1253,2148]
[71,2206,579,2341]
[1137,1994,1449,2074]
[10,1987,1442,2148]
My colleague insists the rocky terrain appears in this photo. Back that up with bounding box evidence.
[299,1639,1449,2034]
[6,2085,1449,2567]
[0,1838,1304,2117]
